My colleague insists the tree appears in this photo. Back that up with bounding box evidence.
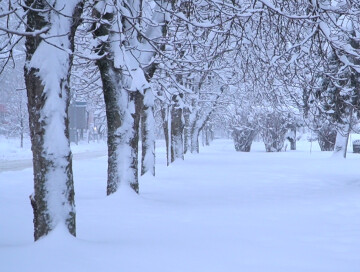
[0,51,28,146]
[317,120,337,151]
[91,0,164,193]
[303,12,360,157]
[23,0,84,240]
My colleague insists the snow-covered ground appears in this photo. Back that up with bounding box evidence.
[1,138,360,272]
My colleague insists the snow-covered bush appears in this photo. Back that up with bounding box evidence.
[232,127,257,152]
[317,125,337,151]
[259,110,288,152]
[304,107,337,151]
[224,100,258,152]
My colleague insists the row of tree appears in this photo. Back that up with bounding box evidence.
[214,0,360,157]
[1,0,359,241]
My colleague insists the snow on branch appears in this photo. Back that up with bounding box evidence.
[0,26,50,37]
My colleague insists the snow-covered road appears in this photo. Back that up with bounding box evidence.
[1,139,360,272]
[0,150,107,173]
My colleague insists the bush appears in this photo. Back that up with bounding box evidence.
[316,123,337,151]
[232,127,257,152]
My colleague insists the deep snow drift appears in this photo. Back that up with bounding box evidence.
[0,138,360,272]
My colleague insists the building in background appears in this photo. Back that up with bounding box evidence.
[69,101,88,144]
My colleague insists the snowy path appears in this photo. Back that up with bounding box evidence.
[1,139,360,272]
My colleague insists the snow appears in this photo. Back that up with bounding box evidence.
[0,136,32,160]
[1,138,360,272]
[113,83,135,188]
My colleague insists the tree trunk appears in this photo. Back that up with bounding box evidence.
[141,89,156,176]
[20,114,24,149]
[189,109,201,154]
[317,128,337,151]
[201,130,205,147]
[170,95,184,162]
[333,124,351,159]
[161,105,170,166]
[205,126,210,146]
[289,138,296,150]
[188,86,225,154]
[128,91,142,192]
[210,129,215,142]
[190,127,200,153]
[93,3,139,194]
[24,0,83,241]
[96,58,137,194]
[287,126,296,151]
[183,107,191,154]
[262,129,287,152]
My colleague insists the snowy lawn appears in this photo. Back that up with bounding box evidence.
[0,139,360,272]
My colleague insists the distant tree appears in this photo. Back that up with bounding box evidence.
[6,88,28,147]
[224,89,258,152]
[0,51,28,146]
[259,108,289,152]
[91,0,165,193]
[316,120,337,151]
